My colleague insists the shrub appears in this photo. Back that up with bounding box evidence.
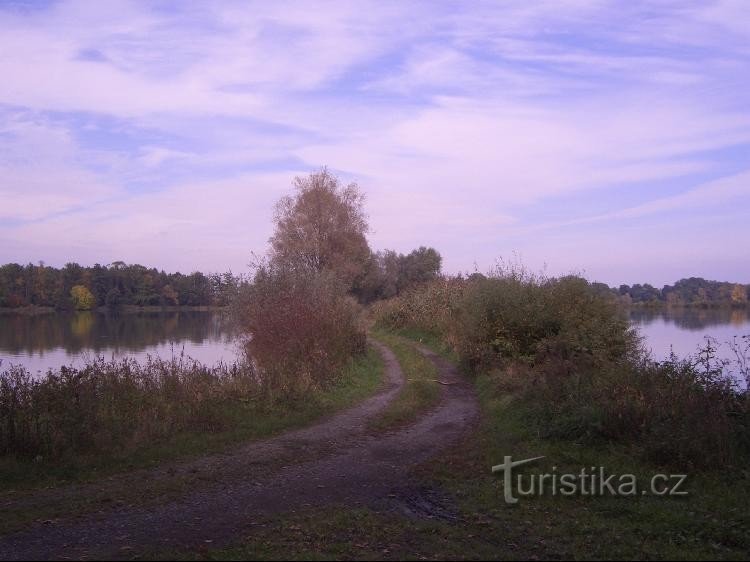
[372,266,750,469]
[454,273,638,371]
[526,349,750,468]
[234,266,366,398]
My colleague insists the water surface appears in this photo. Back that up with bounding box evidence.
[2,308,748,381]
[629,307,749,385]
[0,311,238,374]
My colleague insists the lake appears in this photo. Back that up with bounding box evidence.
[0,311,239,375]
[0,307,748,378]
[629,307,750,386]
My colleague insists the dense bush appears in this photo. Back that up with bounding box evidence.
[234,266,366,398]
[373,268,750,468]
[524,348,750,468]
[0,354,258,460]
[370,276,465,343]
[454,273,639,371]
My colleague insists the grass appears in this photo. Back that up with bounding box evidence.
[412,332,750,560]
[427,374,750,560]
[179,331,750,561]
[0,346,383,492]
[152,508,505,561]
[368,330,442,431]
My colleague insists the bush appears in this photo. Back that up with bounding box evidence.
[234,266,366,398]
[373,269,637,372]
[526,349,750,468]
[372,266,750,469]
[371,276,465,344]
[454,273,638,371]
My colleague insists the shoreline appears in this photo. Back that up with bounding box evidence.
[620,302,749,310]
[0,305,229,315]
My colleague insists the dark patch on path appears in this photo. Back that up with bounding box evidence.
[0,340,479,560]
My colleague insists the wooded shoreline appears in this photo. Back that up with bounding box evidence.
[0,304,229,315]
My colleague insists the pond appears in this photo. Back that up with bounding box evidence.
[629,307,750,385]
[0,310,239,375]
[1,308,748,381]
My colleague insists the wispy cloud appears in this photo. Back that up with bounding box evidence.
[0,0,748,284]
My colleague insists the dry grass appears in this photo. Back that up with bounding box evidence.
[0,353,259,461]
[0,347,384,489]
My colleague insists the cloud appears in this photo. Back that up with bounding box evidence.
[137,146,193,168]
[0,111,119,220]
[1,171,296,272]
[581,170,750,223]
[0,1,748,283]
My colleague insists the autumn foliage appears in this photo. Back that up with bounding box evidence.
[235,266,365,397]
[269,168,370,287]
[234,169,370,395]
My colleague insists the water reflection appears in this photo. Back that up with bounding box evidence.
[0,311,238,373]
[629,307,750,331]
[629,307,750,375]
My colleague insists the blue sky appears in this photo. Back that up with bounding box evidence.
[1,0,749,286]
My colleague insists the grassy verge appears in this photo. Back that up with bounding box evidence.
[415,333,750,560]
[184,332,750,561]
[0,346,383,492]
[421,376,750,560]
[368,330,441,431]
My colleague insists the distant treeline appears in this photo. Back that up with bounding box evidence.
[0,247,442,311]
[590,277,750,307]
[0,261,242,310]
[3,259,745,311]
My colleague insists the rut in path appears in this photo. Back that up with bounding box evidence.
[0,340,479,560]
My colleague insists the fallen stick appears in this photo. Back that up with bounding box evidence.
[407,378,460,385]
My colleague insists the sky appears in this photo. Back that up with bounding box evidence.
[1,0,749,287]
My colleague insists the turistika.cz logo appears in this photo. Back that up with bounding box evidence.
[491,456,688,504]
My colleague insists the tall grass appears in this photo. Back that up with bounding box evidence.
[373,266,750,469]
[370,276,465,347]
[0,353,259,461]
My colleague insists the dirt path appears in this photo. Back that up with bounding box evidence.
[0,340,479,560]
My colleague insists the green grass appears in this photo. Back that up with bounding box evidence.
[408,331,750,560]
[153,508,505,561]
[427,374,749,559]
[182,332,750,560]
[368,330,442,431]
[0,346,384,492]
[387,327,458,362]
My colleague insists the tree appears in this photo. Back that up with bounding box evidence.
[70,285,96,310]
[731,283,748,306]
[269,168,371,288]
[353,250,400,303]
[400,246,442,289]
[161,284,179,306]
[0,261,233,309]
[352,246,442,302]
[105,287,123,309]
